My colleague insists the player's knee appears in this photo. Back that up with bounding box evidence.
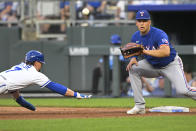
[176,89,187,96]
[130,65,141,74]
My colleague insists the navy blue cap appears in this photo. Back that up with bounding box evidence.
[110,34,121,45]
[136,10,150,20]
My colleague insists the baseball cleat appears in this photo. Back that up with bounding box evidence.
[127,106,145,115]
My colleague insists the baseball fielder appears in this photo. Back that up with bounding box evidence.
[0,50,91,111]
[126,10,196,114]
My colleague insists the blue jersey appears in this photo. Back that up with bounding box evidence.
[131,27,176,68]
[87,2,101,8]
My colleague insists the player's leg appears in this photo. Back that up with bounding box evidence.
[127,59,160,114]
[161,55,196,98]
[0,84,7,94]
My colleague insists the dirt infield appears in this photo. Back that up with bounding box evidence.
[1,107,196,119]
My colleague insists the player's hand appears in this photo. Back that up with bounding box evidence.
[126,57,138,71]
[142,49,147,55]
[77,94,92,99]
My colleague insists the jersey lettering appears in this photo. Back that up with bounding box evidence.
[0,62,50,91]
[5,67,22,73]
[5,64,31,73]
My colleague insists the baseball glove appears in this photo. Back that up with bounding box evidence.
[120,43,143,59]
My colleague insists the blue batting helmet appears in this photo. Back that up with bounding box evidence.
[25,50,45,64]
[110,34,122,45]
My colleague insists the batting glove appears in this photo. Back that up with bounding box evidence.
[75,92,92,99]
[78,94,92,99]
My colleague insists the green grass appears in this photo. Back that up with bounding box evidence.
[0,116,196,131]
[0,97,196,108]
[0,97,196,131]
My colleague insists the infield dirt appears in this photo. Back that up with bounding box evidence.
[1,107,196,119]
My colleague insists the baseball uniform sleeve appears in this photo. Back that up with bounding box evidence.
[33,72,51,88]
[156,31,170,47]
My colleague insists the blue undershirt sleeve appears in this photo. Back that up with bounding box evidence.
[16,96,36,111]
[45,82,67,96]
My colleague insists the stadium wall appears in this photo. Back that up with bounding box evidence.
[1,26,196,96]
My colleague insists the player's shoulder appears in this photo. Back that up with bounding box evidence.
[132,30,140,37]
[151,27,167,35]
[132,30,140,39]
[10,62,28,69]
[31,69,49,80]
[151,27,168,39]
[131,31,140,42]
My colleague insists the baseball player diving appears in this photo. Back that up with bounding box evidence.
[0,50,91,111]
[125,10,196,114]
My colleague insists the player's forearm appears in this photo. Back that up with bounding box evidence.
[45,82,78,97]
[45,82,91,98]
[16,96,36,111]
[11,90,36,111]
[45,82,67,96]
[143,47,170,57]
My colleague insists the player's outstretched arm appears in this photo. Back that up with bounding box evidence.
[12,90,36,111]
[45,82,92,99]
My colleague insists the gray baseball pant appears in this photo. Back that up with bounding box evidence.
[129,55,196,109]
